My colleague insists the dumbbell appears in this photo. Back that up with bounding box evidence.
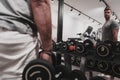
[83,39,94,49]
[86,58,96,69]
[53,41,75,53]
[59,40,76,53]
[96,40,115,57]
[96,60,109,72]
[75,41,85,54]
[71,56,81,67]
[112,63,120,76]
[104,40,115,50]
[69,69,87,80]
[55,64,70,80]
[22,59,55,80]
[115,41,120,52]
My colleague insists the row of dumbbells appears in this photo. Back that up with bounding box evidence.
[53,39,120,58]
[52,39,120,78]
[85,56,120,78]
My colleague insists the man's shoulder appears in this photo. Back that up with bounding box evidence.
[110,19,118,24]
[110,19,119,28]
[110,19,116,22]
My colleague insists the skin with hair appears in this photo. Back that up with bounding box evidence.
[30,0,52,63]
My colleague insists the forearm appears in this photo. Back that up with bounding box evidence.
[113,29,119,42]
[31,0,52,51]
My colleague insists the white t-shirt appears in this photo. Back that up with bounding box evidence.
[0,0,36,35]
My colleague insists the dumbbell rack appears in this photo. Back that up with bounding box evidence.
[53,39,120,79]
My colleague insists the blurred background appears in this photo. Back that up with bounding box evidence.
[50,0,120,41]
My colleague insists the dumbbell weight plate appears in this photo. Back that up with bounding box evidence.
[104,40,115,49]
[115,41,120,51]
[97,61,109,72]
[96,44,110,57]
[69,70,87,80]
[55,65,70,79]
[112,64,120,76]
[83,39,94,49]
[86,58,96,68]
[60,41,68,51]
[71,56,81,67]
[75,42,85,54]
[96,40,115,57]
[52,40,57,51]
[22,59,55,80]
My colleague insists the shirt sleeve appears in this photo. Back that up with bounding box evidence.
[111,19,119,30]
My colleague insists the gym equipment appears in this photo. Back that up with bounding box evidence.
[22,59,55,80]
[96,60,109,72]
[55,52,62,65]
[77,26,93,37]
[86,58,96,69]
[71,56,81,66]
[115,41,120,52]
[77,26,94,41]
[60,41,68,51]
[52,40,57,51]
[52,41,62,51]
[90,76,106,80]
[53,40,76,53]
[69,69,87,80]
[104,40,115,50]
[112,63,120,76]
[96,40,115,58]
[83,26,93,37]
[52,36,120,79]
[51,53,57,67]
[55,64,70,80]
[83,39,94,49]
[96,44,110,57]
[75,42,85,54]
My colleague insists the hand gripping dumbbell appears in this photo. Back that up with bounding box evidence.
[22,58,55,80]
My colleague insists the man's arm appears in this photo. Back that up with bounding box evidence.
[112,29,119,42]
[30,0,52,51]
[111,20,119,42]
[30,0,52,62]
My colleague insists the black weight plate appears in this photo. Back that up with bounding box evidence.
[52,40,57,51]
[60,41,68,51]
[55,65,70,79]
[22,59,55,80]
[83,39,94,49]
[76,42,85,54]
[56,53,62,65]
[51,53,57,67]
[86,58,96,68]
[71,56,81,67]
[69,70,87,80]
[104,40,115,49]
[112,64,120,76]
[97,61,109,71]
[115,41,120,51]
[96,44,110,57]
